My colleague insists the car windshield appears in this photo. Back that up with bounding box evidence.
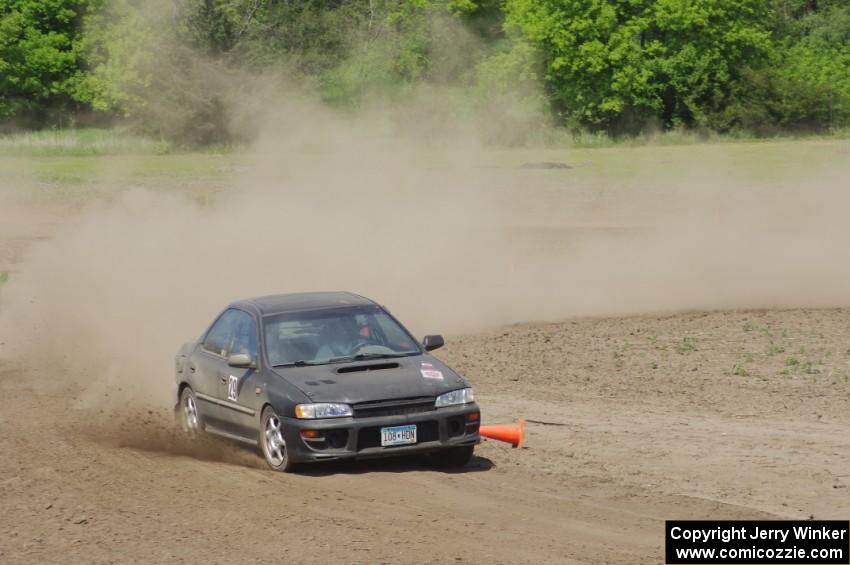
[264,305,421,367]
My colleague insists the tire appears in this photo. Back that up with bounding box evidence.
[430,445,474,468]
[178,387,202,439]
[260,406,298,472]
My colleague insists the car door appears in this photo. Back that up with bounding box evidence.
[190,308,242,429]
[216,309,261,440]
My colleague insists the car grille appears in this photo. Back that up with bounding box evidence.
[352,397,435,418]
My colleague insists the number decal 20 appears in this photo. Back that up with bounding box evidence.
[227,375,238,401]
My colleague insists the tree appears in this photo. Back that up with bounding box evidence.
[505,0,774,133]
[717,0,850,133]
[0,0,98,125]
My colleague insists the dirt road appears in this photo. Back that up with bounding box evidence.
[2,305,849,564]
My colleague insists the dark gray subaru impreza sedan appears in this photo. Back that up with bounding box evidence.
[174,292,480,472]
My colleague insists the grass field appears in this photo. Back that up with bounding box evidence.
[0,128,847,207]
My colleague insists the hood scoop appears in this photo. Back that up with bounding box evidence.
[336,362,400,374]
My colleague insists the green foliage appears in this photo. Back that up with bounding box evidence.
[78,1,264,145]
[716,3,850,133]
[75,0,152,115]
[504,0,773,133]
[317,0,502,106]
[1,0,849,141]
[234,0,371,75]
[182,0,252,55]
[0,0,99,125]
[473,37,553,144]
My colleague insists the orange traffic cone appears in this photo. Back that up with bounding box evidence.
[479,418,525,448]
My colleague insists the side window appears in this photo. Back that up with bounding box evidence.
[202,310,241,357]
[230,310,258,360]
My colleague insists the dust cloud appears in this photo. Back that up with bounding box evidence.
[1,98,850,410]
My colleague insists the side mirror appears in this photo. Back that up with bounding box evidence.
[228,353,254,368]
[422,335,445,352]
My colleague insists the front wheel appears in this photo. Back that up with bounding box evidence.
[430,445,474,468]
[178,387,202,439]
[260,406,298,472]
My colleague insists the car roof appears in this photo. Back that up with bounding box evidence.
[231,291,377,316]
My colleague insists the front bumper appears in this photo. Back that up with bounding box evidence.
[281,402,480,463]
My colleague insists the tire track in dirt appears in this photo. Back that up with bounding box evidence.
[4,352,839,564]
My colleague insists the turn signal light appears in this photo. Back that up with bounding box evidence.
[301,430,321,439]
[465,412,480,422]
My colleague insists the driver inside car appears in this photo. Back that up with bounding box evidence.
[314,317,364,361]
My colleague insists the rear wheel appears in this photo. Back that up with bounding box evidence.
[260,406,298,473]
[430,445,474,468]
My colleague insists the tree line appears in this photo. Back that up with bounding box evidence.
[1,0,848,143]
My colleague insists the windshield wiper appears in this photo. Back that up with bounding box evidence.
[328,352,416,364]
[277,352,418,367]
[273,360,318,367]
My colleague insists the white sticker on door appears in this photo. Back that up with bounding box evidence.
[227,375,238,401]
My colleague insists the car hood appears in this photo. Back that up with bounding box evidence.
[271,355,467,405]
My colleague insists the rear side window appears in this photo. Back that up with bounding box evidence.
[202,309,242,357]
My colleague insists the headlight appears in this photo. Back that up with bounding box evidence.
[435,387,474,408]
[295,403,353,419]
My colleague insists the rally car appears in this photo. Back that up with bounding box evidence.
[174,292,480,472]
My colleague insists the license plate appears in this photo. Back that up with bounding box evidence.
[380,424,417,447]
